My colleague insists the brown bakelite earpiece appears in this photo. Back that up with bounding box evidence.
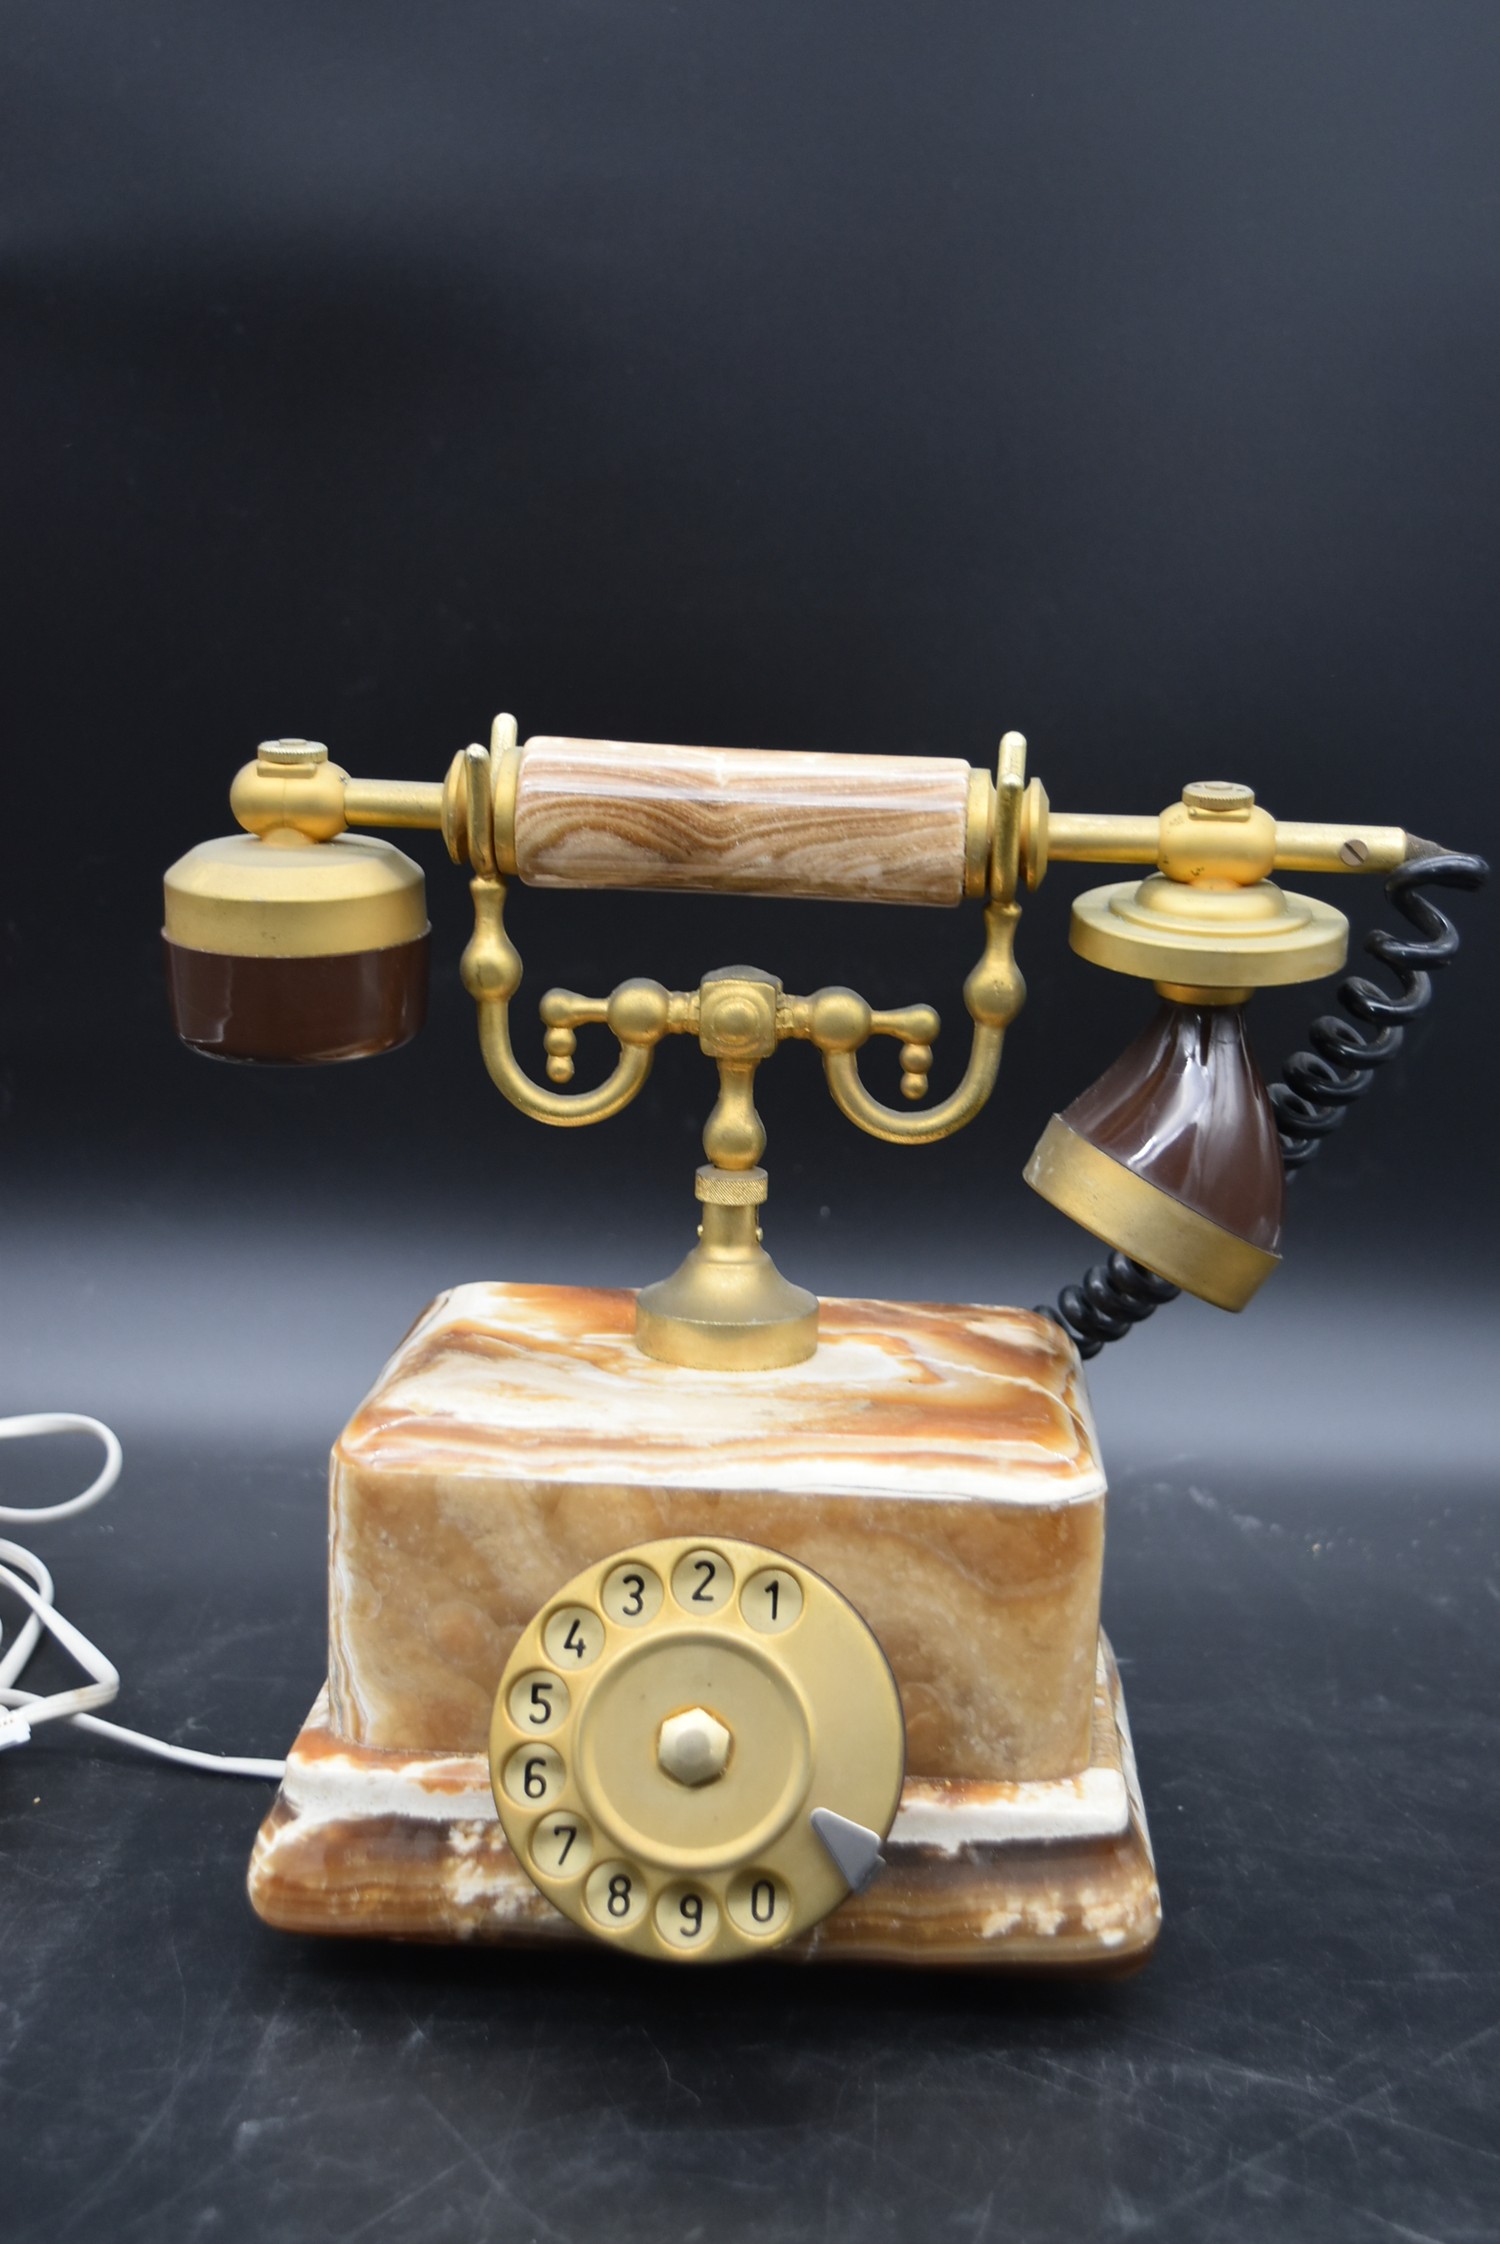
[162,828,429,1065]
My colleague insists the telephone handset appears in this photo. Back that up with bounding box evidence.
[163,722,1484,1966]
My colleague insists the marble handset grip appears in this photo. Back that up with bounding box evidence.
[511,737,977,905]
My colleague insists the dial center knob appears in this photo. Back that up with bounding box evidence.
[658,1706,732,1787]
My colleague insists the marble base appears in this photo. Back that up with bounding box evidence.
[248,1637,1159,1969]
[329,1283,1108,1784]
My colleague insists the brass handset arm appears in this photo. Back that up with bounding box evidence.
[341,777,447,830]
[238,726,1429,895]
[1031,798,1427,886]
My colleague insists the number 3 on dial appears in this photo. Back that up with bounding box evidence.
[601,1562,663,1626]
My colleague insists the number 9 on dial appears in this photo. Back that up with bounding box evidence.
[654,1883,720,1951]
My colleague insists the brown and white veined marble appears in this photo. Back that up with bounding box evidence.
[248,1640,1159,1969]
[328,1283,1106,1782]
[512,737,974,905]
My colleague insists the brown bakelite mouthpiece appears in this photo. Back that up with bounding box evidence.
[1025,1000,1285,1311]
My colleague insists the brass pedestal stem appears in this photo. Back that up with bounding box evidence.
[635,1168,819,1371]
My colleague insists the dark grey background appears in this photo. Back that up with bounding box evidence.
[1,6,1496,2240]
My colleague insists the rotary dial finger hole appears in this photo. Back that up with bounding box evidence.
[654,1882,720,1951]
[727,1868,792,1940]
[507,1668,569,1732]
[740,1566,803,1634]
[585,1860,648,1931]
[600,1561,664,1627]
[543,1604,604,1668]
[530,1811,593,1878]
[502,1742,566,1809]
[670,1547,734,1612]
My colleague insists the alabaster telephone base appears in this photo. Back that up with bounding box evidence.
[249,1641,1157,1968]
[247,1280,1159,1968]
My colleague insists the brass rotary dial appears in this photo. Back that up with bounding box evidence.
[488,1535,906,1962]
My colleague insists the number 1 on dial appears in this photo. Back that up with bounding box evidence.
[742,1566,803,1635]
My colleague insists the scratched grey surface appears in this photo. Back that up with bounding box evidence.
[2,1436,1496,2244]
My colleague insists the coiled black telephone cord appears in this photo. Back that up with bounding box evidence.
[1040,851,1489,1359]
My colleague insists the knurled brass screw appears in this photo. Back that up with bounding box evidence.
[257,738,328,767]
[1182,780,1254,815]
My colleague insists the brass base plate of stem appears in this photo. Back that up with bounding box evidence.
[634,1168,819,1370]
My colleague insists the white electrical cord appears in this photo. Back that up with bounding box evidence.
[0,1413,285,1778]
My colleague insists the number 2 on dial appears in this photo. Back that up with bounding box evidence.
[671,1549,731,1612]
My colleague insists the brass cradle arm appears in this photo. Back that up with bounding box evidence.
[456,729,688,1129]
[460,878,1025,1149]
[787,900,1024,1146]
[462,875,683,1127]
[451,721,1030,1151]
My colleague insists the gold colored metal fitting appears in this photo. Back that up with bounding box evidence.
[696,1168,769,1206]
[1181,780,1254,816]
[635,1174,819,1371]
[180,710,1458,1357]
[443,714,521,871]
[456,832,1028,1362]
[343,776,446,829]
[1018,775,1051,890]
[964,766,995,898]
[1070,873,1347,988]
[699,967,781,1063]
[1155,981,1255,1006]
[257,737,328,767]
[1025,1115,1280,1311]
[1157,786,1277,888]
[162,831,427,958]
[1044,796,1413,881]
[231,747,350,845]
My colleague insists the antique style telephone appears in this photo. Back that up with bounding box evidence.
[161,723,1484,1967]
